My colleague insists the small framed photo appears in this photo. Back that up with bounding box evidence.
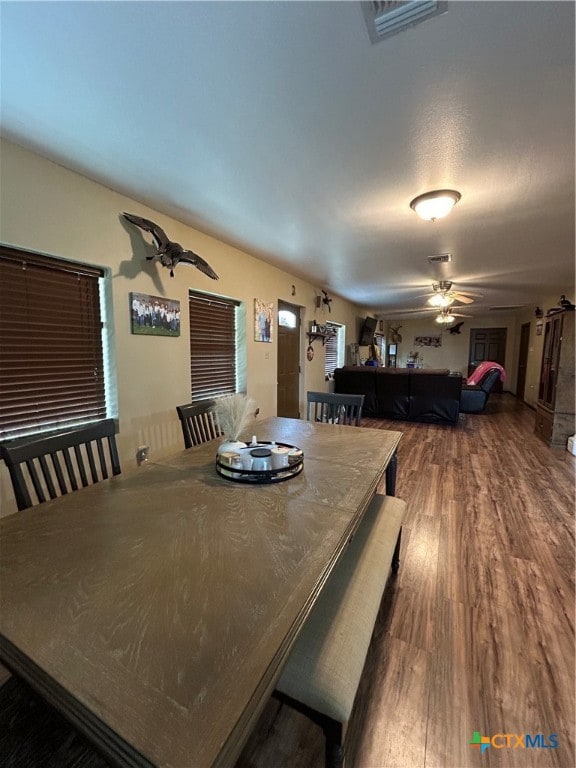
[254,299,273,342]
[130,292,180,337]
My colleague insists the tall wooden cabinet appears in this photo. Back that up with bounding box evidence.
[534,311,575,447]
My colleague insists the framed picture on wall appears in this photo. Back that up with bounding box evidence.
[130,292,180,337]
[254,299,273,342]
[414,335,442,347]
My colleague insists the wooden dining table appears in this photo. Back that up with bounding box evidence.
[0,416,402,768]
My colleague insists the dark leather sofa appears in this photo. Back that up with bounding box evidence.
[460,368,501,413]
[333,366,462,424]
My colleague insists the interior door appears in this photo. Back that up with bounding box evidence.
[277,301,301,418]
[516,322,531,401]
[468,327,507,393]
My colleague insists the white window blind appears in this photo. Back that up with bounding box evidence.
[324,322,344,379]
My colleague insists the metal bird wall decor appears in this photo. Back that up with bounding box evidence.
[448,321,465,335]
[121,212,219,279]
[321,290,333,313]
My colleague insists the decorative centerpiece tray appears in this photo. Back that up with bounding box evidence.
[216,441,304,484]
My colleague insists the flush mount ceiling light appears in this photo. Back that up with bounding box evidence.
[410,189,461,221]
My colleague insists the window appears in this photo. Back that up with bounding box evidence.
[0,245,108,440]
[278,309,297,328]
[324,322,345,380]
[189,290,242,401]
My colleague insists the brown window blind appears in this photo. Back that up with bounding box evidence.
[0,246,106,439]
[189,291,238,401]
[324,323,342,379]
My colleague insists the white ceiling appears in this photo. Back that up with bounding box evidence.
[1,1,574,318]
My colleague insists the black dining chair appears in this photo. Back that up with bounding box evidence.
[0,420,121,764]
[0,419,121,512]
[176,401,223,448]
[306,392,365,427]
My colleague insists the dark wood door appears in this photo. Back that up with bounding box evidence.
[277,301,301,418]
[516,322,531,401]
[468,327,507,393]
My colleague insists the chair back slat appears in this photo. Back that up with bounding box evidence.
[108,434,121,477]
[176,401,223,448]
[0,419,121,512]
[59,449,78,492]
[96,438,109,480]
[73,444,89,487]
[26,460,47,506]
[306,391,365,427]
[85,441,99,484]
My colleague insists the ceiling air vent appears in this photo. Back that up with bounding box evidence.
[489,305,525,311]
[427,253,452,264]
[362,0,448,44]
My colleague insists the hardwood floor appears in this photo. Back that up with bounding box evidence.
[237,395,575,768]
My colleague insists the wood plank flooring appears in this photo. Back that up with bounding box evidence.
[237,395,575,768]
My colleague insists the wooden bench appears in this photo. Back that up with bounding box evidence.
[274,493,406,768]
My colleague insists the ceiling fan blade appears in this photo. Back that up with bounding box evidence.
[454,290,484,298]
[382,308,433,315]
[452,294,475,305]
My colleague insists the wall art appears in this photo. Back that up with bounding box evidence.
[130,292,180,337]
[254,299,273,342]
[414,335,442,347]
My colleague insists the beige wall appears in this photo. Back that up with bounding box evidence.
[380,315,522,391]
[1,139,568,515]
[381,290,571,406]
[0,139,366,514]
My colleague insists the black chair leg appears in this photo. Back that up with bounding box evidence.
[391,527,402,574]
[385,450,398,496]
[323,720,344,768]
[325,742,344,768]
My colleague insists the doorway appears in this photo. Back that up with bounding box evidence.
[468,327,507,393]
[516,322,531,402]
[277,300,301,418]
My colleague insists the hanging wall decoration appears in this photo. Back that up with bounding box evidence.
[414,335,442,347]
[130,292,180,337]
[254,299,273,342]
[321,290,333,312]
[122,212,219,279]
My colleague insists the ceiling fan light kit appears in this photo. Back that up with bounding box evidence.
[429,293,455,308]
[435,312,455,324]
[432,280,453,293]
[410,189,461,221]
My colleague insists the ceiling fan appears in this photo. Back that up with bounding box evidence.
[379,304,472,322]
[421,280,483,307]
[434,307,470,324]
